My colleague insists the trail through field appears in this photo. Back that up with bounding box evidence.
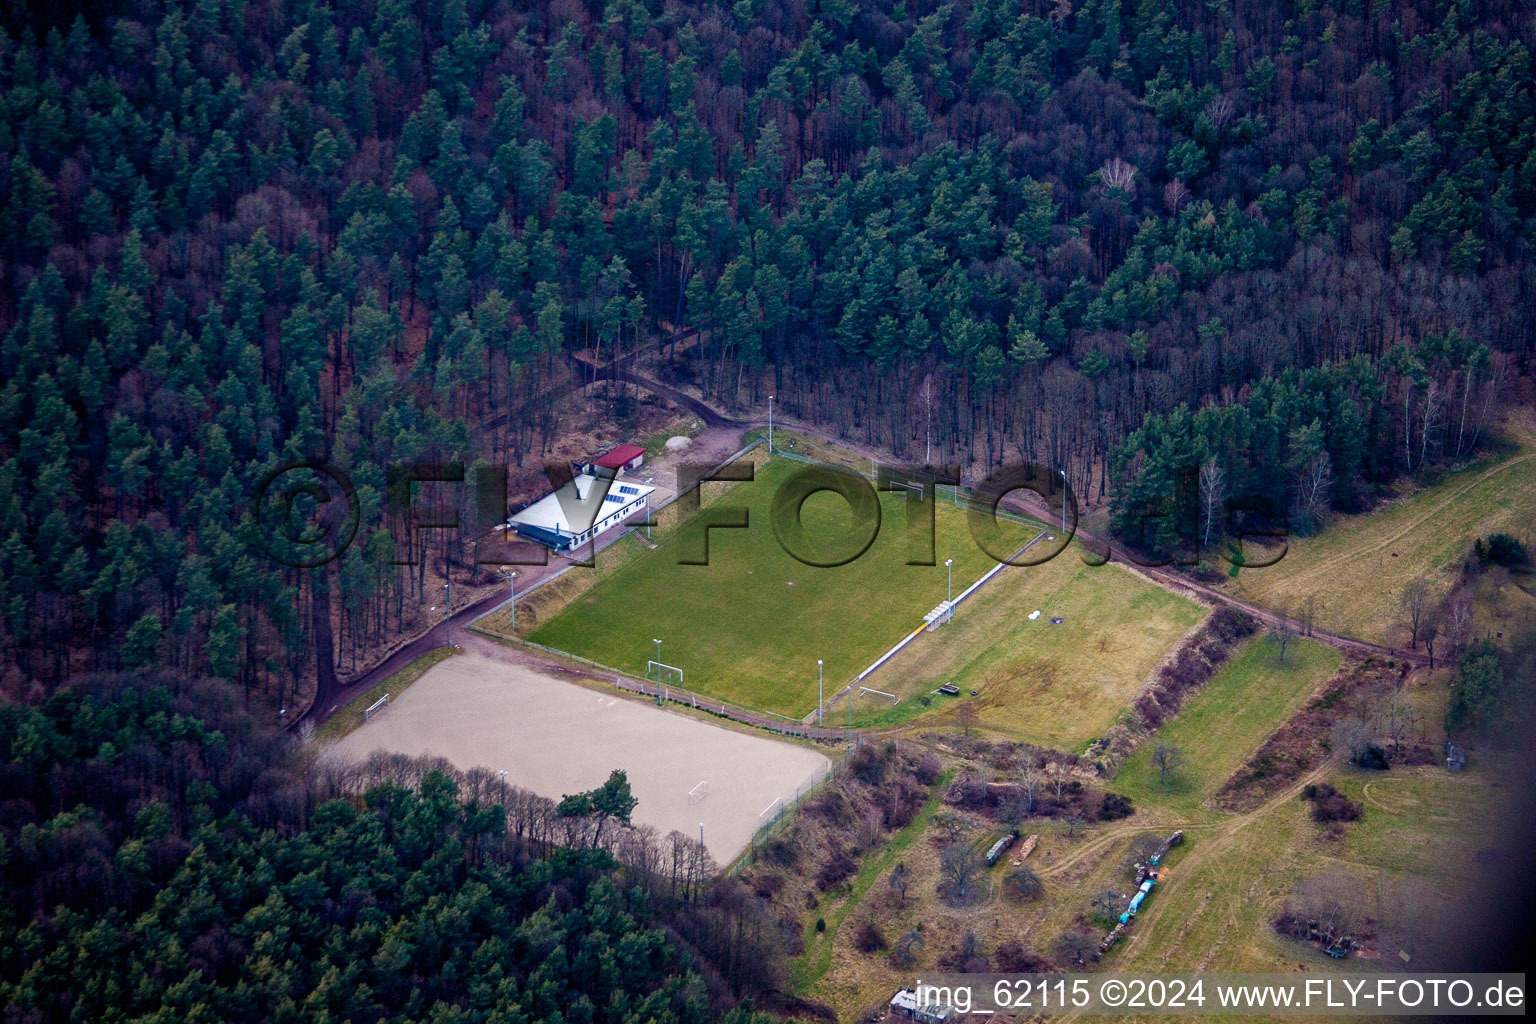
[1108,765,1332,964]
[1250,451,1535,597]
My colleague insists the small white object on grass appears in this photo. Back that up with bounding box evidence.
[1028,609,1040,620]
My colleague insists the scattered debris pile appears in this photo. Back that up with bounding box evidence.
[1100,831,1184,953]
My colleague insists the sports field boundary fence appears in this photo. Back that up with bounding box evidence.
[472,439,1053,740]
[727,746,859,875]
[465,623,854,742]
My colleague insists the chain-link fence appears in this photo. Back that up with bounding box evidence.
[728,747,859,874]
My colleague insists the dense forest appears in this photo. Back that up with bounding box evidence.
[0,0,1531,701]
[0,673,788,1022]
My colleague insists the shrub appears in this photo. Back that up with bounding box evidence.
[1003,866,1044,902]
[1099,792,1135,820]
[849,743,888,785]
[815,917,826,933]
[854,919,887,952]
[945,773,991,807]
[1301,782,1363,823]
[1354,744,1389,770]
[912,751,942,785]
[1209,606,1259,642]
[1052,927,1098,966]
[750,872,784,899]
[760,834,800,868]
[815,848,858,890]
[994,939,1053,972]
[807,785,857,826]
[883,782,926,829]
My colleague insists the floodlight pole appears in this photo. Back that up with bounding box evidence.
[945,558,953,604]
[768,395,775,453]
[818,660,824,726]
[444,580,451,649]
[1059,468,1067,532]
[699,822,705,848]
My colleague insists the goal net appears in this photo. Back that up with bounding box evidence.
[647,660,684,685]
[363,693,390,723]
[688,780,709,805]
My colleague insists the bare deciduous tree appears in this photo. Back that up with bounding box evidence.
[1418,378,1443,470]
[1298,594,1321,637]
[933,811,970,842]
[1123,832,1163,878]
[1163,179,1190,212]
[1329,717,1372,766]
[1199,457,1226,550]
[1151,740,1188,785]
[1090,888,1123,923]
[1203,94,1235,129]
[1286,870,1364,945]
[1292,451,1334,528]
[1446,594,1474,656]
[941,842,984,900]
[889,861,910,904]
[1019,767,1041,815]
[1050,763,1070,800]
[1372,691,1417,754]
[1401,577,1432,649]
[893,927,925,967]
[1099,157,1136,197]
[1268,609,1297,664]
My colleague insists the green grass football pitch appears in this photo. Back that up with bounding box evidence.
[528,455,1036,718]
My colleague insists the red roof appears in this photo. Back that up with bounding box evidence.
[592,444,646,468]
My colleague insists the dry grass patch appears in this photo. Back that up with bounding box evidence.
[1219,412,1536,647]
[879,551,1205,749]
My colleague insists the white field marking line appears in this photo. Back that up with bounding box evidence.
[848,527,1048,690]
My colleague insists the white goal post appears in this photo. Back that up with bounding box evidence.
[363,693,390,722]
[647,660,684,684]
[688,780,709,805]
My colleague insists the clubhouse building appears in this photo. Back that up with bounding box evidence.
[507,444,654,552]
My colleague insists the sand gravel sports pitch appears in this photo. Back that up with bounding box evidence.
[327,651,830,862]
